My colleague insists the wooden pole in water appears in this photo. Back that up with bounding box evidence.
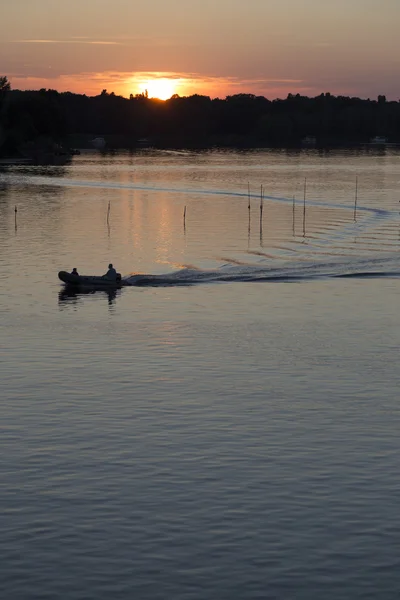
[247,183,251,241]
[303,178,306,237]
[259,185,264,246]
[292,195,295,236]
[354,175,358,221]
[14,205,17,230]
[107,200,111,224]
[183,205,186,225]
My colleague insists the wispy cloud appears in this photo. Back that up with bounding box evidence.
[12,35,179,47]
[14,39,121,45]
[284,41,334,48]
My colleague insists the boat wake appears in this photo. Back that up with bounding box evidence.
[123,254,400,287]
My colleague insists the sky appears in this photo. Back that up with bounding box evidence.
[2,0,400,100]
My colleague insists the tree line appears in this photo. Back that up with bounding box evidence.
[1,75,399,157]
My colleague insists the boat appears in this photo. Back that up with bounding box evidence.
[302,135,317,146]
[369,136,388,145]
[91,137,106,150]
[58,271,126,288]
[136,137,152,147]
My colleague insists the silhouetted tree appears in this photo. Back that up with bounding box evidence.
[0,76,10,95]
[0,76,11,150]
[3,84,400,156]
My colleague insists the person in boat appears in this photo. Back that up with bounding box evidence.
[104,263,117,280]
[71,268,79,276]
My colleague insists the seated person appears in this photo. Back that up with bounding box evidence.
[71,268,79,276]
[104,263,117,280]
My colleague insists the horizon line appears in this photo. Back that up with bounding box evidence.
[7,86,390,103]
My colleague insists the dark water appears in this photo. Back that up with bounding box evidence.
[1,149,400,599]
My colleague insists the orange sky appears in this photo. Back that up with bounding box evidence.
[2,0,400,99]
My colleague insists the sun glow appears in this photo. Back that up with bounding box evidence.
[138,78,177,100]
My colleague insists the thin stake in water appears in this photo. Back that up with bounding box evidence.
[260,185,264,245]
[107,200,111,224]
[292,195,295,236]
[247,183,251,239]
[354,176,358,221]
[303,178,307,237]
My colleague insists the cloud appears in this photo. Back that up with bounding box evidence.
[284,41,334,48]
[13,39,121,45]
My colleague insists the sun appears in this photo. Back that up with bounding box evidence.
[138,78,176,100]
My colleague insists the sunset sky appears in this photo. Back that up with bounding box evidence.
[2,0,399,100]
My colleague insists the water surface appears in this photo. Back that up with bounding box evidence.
[1,148,400,599]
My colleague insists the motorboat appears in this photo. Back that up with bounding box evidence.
[58,271,126,288]
[302,136,317,146]
[369,136,388,144]
[91,137,106,150]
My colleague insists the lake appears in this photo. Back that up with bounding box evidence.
[1,148,400,599]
